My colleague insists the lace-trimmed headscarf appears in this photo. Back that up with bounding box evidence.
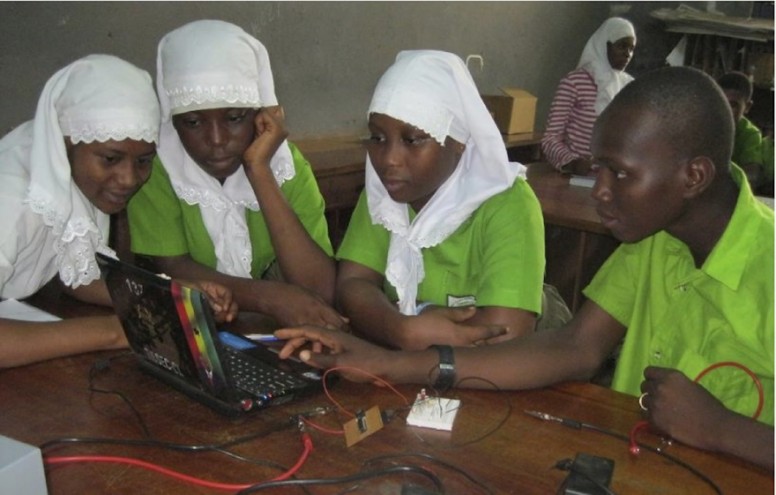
[577,17,636,115]
[0,54,159,290]
[366,50,526,315]
[156,20,295,277]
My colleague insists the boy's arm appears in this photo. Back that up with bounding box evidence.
[0,316,126,368]
[278,299,627,389]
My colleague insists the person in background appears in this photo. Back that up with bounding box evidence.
[541,17,636,175]
[334,50,551,351]
[0,54,236,368]
[277,66,774,469]
[128,20,345,329]
[716,71,767,191]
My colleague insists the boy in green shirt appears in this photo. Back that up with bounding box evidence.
[277,67,774,469]
[717,71,766,190]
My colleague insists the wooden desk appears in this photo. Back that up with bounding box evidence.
[504,131,544,163]
[295,136,367,248]
[2,349,771,495]
[525,162,619,312]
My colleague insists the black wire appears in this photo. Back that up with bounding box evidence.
[235,465,445,494]
[579,422,723,495]
[362,452,494,494]
[87,353,151,438]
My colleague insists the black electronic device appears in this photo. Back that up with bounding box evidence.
[96,252,326,417]
[557,452,615,495]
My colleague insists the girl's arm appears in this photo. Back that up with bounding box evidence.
[0,315,126,369]
[242,108,336,304]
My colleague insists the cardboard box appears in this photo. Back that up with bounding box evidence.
[481,87,537,135]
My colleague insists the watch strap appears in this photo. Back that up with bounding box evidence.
[431,344,456,391]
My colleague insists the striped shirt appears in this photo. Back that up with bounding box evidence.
[541,68,597,171]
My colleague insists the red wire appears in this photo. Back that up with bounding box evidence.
[322,366,410,418]
[43,432,313,491]
[693,361,764,420]
[300,415,345,435]
[629,360,765,454]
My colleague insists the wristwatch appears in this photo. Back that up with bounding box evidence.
[431,344,456,391]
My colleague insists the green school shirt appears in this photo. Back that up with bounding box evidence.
[584,165,774,425]
[733,116,764,168]
[127,142,332,279]
[336,178,545,313]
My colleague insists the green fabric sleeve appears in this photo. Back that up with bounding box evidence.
[127,157,190,256]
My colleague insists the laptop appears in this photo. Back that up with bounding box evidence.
[96,253,326,417]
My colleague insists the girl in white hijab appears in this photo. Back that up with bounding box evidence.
[0,54,236,369]
[0,54,160,367]
[336,50,546,351]
[578,17,637,115]
[541,17,636,174]
[127,20,344,330]
[0,54,159,301]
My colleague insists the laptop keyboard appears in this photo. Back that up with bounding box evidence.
[223,346,310,397]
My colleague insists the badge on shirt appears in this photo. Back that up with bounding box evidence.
[447,294,476,307]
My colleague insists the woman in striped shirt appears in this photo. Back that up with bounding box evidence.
[541,17,636,174]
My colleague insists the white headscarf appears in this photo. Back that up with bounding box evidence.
[0,54,159,289]
[366,50,526,315]
[156,20,295,277]
[577,17,636,115]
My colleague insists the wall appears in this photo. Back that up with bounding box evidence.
[0,1,685,139]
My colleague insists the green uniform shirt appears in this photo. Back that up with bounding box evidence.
[337,178,545,313]
[127,142,332,279]
[733,116,764,168]
[585,165,774,425]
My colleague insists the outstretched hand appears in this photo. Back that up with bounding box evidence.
[275,325,392,385]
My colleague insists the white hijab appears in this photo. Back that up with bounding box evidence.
[366,50,526,315]
[0,54,159,289]
[156,20,295,277]
[577,17,636,115]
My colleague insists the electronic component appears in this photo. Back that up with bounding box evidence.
[406,389,460,431]
[343,406,384,447]
[556,453,614,495]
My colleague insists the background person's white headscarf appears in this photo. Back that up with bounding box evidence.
[0,54,159,290]
[366,50,526,315]
[156,20,295,277]
[577,17,636,115]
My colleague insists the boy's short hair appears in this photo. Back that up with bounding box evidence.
[602,66,734,172]
[717,71,754,101]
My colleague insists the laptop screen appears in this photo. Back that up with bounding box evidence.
[96,254,229,398]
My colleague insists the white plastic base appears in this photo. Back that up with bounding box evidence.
[406,394,461,431]
[0,435,47,494]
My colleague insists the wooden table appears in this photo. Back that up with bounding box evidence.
[2,348,772,495]
[525,162,620,312]
[295,136,367,248]
[8,285,772,494]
